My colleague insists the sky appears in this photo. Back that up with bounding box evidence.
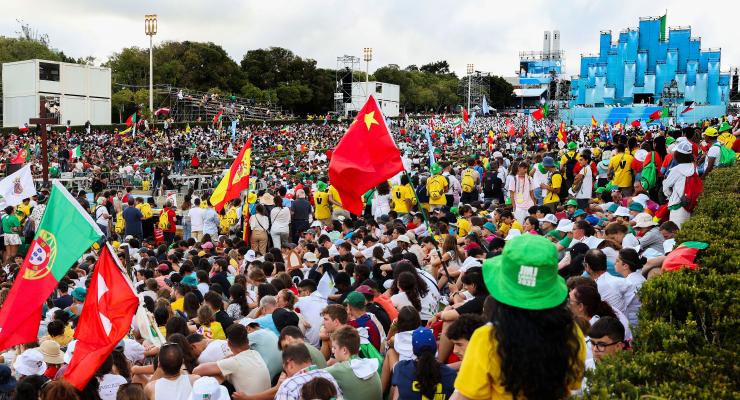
[2,0,737,78]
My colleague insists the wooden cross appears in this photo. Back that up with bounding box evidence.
[29,100,59,186]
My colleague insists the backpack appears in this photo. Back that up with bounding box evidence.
[640,152,658,191]
[461,169,475,193]
[563,152,578,180]
[115,212,125,234]
[551,172,568,199]
[428,177,445,201]
[158,210,171,230]
[680,172,704,213]
[140,203,153,219]
[713,142,736,167]
[483,172,495,195]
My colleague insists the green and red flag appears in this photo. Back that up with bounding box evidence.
[532,104,549,120]
[649,107,669,122]
[10,144,30,164]
[0,181,103,351]
[212,110,224,126]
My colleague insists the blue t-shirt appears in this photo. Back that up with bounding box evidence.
[391,359,457,400]
[248,329,283,379]
[122,207,143,237]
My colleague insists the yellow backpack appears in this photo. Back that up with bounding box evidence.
[461,169,475,193]
[158,210,170,230]
[140,203,153,219]
[114,212,125,234]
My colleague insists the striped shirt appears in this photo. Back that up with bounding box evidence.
[274,366,341,400]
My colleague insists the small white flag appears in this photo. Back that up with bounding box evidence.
[0,164,36,207]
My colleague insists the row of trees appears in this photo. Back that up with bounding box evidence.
[0,24,515,117]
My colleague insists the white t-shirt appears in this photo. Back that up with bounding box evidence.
[295,292,328,347]
[269,207,291,232]
[95,206,110,226]
[576,165,593,199]
[188,207,205,232]
[197,340,233,364]
[391,292,414,310]
[703,143,722,171]
[99,373,127,400]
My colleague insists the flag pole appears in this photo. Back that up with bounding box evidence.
[401,171,451,282]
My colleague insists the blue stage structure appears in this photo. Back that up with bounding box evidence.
[564,16,729,125]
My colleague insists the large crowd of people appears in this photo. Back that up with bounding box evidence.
[0,111,737,399]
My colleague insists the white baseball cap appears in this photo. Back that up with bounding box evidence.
[303,252,318,263]
[633,213,657,228]
[539,214,558,225]
[614,206,630,217]
[556,219,574,233]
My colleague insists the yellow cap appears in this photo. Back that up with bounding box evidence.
[703,127,718,137]
[248,192,257,204]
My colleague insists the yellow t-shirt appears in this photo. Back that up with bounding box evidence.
[560,151,581,170]
[392,184,414,213]
[171,297,184,313]
[427,175,449,206]
[608,152,635,188]
[544,173,562,204]
[457,218,472,237]
[313,191,331,220]
[455,324,586,399]
[17,203,31,218]
[327,185,344,211]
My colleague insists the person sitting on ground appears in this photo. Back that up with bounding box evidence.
[143,343,200,400]
[391,327,457,400]
[325,326,382,400]
[585,316,626,369]
[444,314,487,370]
[274,344,341,400]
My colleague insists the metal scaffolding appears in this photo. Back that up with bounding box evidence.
[335,55,361,115]
[459,71,491,112]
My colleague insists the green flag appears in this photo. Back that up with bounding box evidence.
[0,180,103,350]
[659,14,667,41]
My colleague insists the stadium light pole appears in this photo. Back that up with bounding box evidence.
[467,64,474,111]
[145,14,158,120]
[363,48,373,99]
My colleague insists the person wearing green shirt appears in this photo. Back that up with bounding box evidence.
[2,206,22,263]
[325,326,382,400]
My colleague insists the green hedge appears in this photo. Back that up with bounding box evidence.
[584,165,740,399]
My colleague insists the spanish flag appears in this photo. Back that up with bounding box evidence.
[591,116,598,127]
[210,138,252,212]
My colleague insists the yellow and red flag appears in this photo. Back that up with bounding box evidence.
[210,138,252,212]
[557,122,566,143]
[591,116,598,127]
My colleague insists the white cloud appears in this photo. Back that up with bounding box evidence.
[1,0,736,78]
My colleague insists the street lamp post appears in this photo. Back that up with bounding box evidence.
[145,14,158,120]
[467,64,474,111]
[363,48,373,99]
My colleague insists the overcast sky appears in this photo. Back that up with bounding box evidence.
[3,0,737,77]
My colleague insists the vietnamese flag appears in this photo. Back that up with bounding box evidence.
[532,104,549,120]
[329,95,404,215]
[64,244,138,390]
[209,138,252,212]
[0,181,102,351]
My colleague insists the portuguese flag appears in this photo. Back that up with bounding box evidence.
[532,104,549,120]
[649,107,669,122]
[0,181,103,351]
[10,145,30,164]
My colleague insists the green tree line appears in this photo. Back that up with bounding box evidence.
[0,27,514,118]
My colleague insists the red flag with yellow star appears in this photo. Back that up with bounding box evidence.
[329,95,404,215]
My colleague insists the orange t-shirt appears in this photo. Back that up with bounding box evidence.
[373,294,398,321]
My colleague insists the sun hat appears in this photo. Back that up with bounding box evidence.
[565,199,578,207]
[411,327,437,356]
[556,219,574,233]
[568,141,577,150]
[538,214,558,225]
[202,241,215,249]
[718,121,732,133]
[430,163,442,175]
[13,349,47,376]
[572,209,586,218]
[542,156,555,167]
[545,229,564,241]
[310,220,322,228]
[665,136,676,146]
[628,202,644,212]
[316,181,328,192]
[493,151,503,158]
[259,192,275,206]
[38,340,64,365]
[614,206,630,217]
[482,234,567,310]
[303,252,318,263]
[181,274,198,287]
[607,203,619,213]
[585,215,601,226]
[343,291,366,308]
[633,213,657,228]
[71,287,87,301]
[191,376,229,400]
[703,127,718,137]
[396,235,410,244]
[244,249,257,263]
[0,365,17,393]
[482,222,497,233]
[674,141,693,155]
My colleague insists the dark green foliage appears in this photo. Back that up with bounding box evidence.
[584,166,740,399]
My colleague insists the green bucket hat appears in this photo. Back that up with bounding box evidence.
[72,287,87,302]
[628,202,644,212]
[430,163,442,175]
[545,229,563,241]
[718,121,732,133]
[665,136,676,146]
[568,141,577,150]
[316,181,328,192]
[565,199,578,207]
[573,209,586,218]
[483,235,567,310]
